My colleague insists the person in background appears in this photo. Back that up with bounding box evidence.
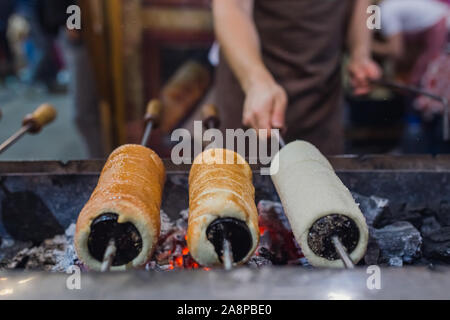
[16,0,103,157]
[373,0,450,154]
[14,0,67,91]
[39,0,104,158]
[414,0,450,154]
[373,0,449,86]
[212,0,381,155]
[0,0,16,80]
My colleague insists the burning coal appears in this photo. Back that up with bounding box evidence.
[1,193,449,271]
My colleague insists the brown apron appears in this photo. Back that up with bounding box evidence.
[214,0,353,155]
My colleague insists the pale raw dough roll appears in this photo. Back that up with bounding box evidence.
[75,144,165,271]
[188,148,259,267]
[270,141,368,268]
[270,140,333,176]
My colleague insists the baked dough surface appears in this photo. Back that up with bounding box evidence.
[270,141,368,268]
[75,144,165,271]
[188,148,259,266]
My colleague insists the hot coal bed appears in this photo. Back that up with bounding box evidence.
[0,158,450,299]
[1,157,449,270]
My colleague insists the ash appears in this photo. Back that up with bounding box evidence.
[1,224,78,272]
[2,192,449,271]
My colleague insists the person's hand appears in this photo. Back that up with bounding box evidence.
[348,57,382,95]
[243,72,288,136]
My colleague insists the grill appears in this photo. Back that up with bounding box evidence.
[1,156,450,299]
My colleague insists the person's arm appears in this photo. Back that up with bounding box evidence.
[213,0,287,133]
[347,0,382,95]
[372,33,404,59]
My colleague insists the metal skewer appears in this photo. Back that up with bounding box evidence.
[271,125,286,148]
[141,121,153,147]
[332,236,355,269]
[101,239,117,272]
[141,99,163,147]
[0,104,57,155]
[202,103,221,132]
[278,134,286,148]
[222,237,234,271]
[0,125,32,155]
[101,99,163,272]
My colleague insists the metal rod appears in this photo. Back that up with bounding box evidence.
[222,237,233,271]
[272,128,286,148]
[141,121,154,147]
[372,79,449,141]
[278,135,286,148]
[101,239,117,272]
[206,119,216,131]
[332,236,355,269]
[0,124,31,155]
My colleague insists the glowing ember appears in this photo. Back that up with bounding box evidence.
[256,201,304,265]
[146,202,304,271]
[259,226,267,236]
[6,202,304,272]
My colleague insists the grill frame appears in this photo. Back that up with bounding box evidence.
[1,156,450,242]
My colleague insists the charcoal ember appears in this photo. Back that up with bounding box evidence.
[388,257,404,267]
[377,204,435,230]
[160,210,175,235]
[256,247,276,261]
[177,209,189,229]
[352,193,389,228]
[257,201,303,265]
[148,210,202,270]
[7,235,67,270]
[372,221,422,266]
[0,238,33,268]
[364,234,380,265]
[437,201,450,226]
[2,224,77,272]
[421,217,442,237]
[52,224,78,272]
[146,261,162,271]
[423,227,450,263]
[247,255,272,268]
[258,201,292,230]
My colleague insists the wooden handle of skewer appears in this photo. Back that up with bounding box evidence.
[202,104,221,129]
[22,104,57,134]
[145,99,162,128]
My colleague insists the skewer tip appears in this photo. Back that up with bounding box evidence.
[100,239,117,272]
[332,236,355,269]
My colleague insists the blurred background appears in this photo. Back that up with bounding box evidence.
[0,0,448,160]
